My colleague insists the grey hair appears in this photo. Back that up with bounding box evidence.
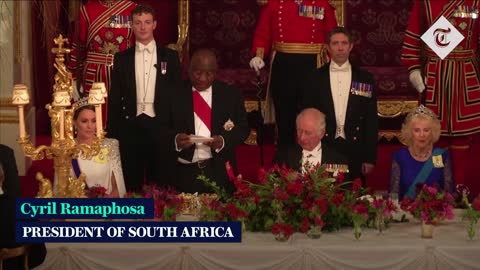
[296,108,326,135]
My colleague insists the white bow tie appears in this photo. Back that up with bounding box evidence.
[330,65,349,72]
[137,44,154,53]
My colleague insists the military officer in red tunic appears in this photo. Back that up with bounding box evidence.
[249,0,337,146]
[68,0,137,99]
[401,0,480,185]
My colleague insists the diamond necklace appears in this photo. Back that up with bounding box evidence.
[409,146,432,159]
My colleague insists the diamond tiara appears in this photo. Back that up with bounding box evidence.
[410,104,438,119]
[74,96,89,110]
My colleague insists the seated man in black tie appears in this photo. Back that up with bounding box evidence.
[273,108,348,174]
[169,49,249,194]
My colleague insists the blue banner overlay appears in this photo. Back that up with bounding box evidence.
[16,221,242,243]
[16,198,154,219]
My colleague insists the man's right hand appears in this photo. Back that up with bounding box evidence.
[249,57,265,72]
[409,69,426,93]
[175,133,193,150]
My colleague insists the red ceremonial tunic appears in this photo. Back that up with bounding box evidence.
[401,0,480,136]
[68,0,136,95]
[252,0,337,62]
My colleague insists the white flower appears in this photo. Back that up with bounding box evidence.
[359,194,374,203]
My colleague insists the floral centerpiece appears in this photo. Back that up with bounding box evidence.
[124,184,184,221]
[351,200,369,239]
[400,184,455,225]
[198,162,370,240]
[368,196,398,233]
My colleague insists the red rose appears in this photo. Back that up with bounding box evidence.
[331,193,345,207]
[257,168,267,184]
[336,173,345,183]
[271,224,282,235]
[300,217,310,233]
[472,195,480,211]
[286,179,303,195]
[314,198,328,215]
[313,216,325,227]
[352,178,362,192]
[273,187,290,200]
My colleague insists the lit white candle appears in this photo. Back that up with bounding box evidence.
[95,105,102,137]
[59,108,65,140]
[18,106,26,138]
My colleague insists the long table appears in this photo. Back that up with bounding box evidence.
[34,218,480,270]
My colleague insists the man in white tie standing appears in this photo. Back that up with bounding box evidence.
[301,27,378,185]
[107,5,182,191]
[273,108,347,174]
[170,49,249,194]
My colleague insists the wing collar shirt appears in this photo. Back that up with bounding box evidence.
[135,40,157,117]
[301,141,322,173]
[329,60,352,139]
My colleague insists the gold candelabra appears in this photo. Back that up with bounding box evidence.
[12,34,106,198]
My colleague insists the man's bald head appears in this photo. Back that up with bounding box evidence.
[189,49,218,91]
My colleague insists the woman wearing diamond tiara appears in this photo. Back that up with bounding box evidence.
[71,103,126,197]
[390,105,454,200]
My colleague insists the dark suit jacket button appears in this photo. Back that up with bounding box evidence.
[353,136,357,140]
[356,127,360,131]
[122,106,126,110]
[125,116,129,119]
[121,97,124,101]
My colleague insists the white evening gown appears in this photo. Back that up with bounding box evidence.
[76,138,126,197]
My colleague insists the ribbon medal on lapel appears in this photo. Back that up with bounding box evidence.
[432,155,444,168]
[94,148,109,164]
[298,5,324,20]
[160,61,167,75]
[350,81,373,98]
[223,119,235,131]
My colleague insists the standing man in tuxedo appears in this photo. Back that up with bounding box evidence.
[107,5,182,191]
[171,49,249,194]
[273,108,348,173]
[301,27,378,184]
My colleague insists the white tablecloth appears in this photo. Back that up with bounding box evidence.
[35,219,480,270]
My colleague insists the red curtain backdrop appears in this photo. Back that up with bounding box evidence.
[346,0,414,67]
[137,0,178,46]
[345,0,416,98]
[31,0,70,135]
[189,0,266,100]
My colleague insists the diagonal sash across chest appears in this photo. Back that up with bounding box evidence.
[405,148,446,199]
[193,91,212,131]
[85,1,134,49]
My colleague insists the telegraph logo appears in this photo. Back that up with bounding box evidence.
[421,16,464,60]
[433,27,451,47]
